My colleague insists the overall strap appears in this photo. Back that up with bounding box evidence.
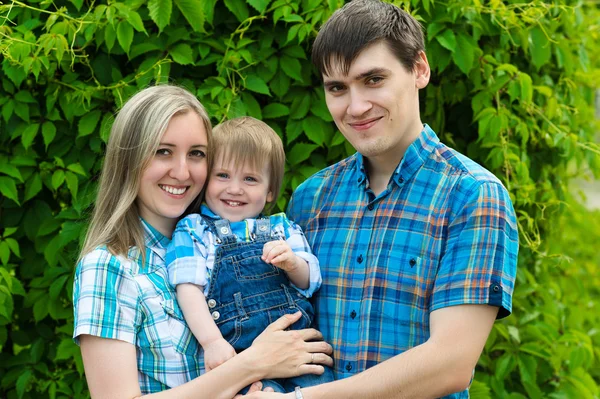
[209,218,236,244]
[254,218,272,240]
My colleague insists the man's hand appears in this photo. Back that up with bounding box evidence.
[203,337,236,372]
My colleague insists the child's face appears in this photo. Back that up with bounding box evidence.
[205,156,273,222]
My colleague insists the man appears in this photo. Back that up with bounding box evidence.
[285,0,518,398]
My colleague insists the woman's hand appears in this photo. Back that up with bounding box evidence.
[243,312,333,380]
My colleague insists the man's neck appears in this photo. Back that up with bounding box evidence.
[364,156,398,196]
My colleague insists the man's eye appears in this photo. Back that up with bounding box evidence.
[367,76,383,85]
[328,85,345,93]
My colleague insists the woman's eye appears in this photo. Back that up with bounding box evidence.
[190,149,206,158]
[156,148,170,156]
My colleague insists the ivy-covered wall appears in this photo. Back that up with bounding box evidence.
[0,0,598,397]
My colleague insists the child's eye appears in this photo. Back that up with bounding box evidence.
[190,149,206,158]
[156,148,170,156]
[215,172,229,179]
[244,176,258,183]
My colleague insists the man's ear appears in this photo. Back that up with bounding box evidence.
[414,51,430,89]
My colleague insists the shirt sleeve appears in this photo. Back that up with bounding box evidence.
[73,248,140,345]
[280,216,322,298]
[166,215,209,287]
[431,180,518,318]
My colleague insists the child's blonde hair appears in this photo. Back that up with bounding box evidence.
[212,117,285,211]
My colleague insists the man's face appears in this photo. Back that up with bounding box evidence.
[323,42,429,162]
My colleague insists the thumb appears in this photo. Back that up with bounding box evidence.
[264,311,302,332]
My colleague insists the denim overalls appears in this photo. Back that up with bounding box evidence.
[204,217,333,392]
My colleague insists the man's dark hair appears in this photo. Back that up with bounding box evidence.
[312,0,425,76]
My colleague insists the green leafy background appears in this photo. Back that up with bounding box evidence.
[0,0,599,397]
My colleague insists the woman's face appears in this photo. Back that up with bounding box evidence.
[137,111,208,236]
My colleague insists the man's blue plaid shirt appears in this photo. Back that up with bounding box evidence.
[287,125,518,398]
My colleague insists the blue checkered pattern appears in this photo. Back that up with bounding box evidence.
[166,205,321,297]
[73,221,203,393]
[287,125,518,398]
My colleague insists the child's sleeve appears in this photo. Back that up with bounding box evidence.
[166,215,209,288]
[282,216,322,298]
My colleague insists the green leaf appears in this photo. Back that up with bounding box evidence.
[14,90,36,103]
[0,242,9,265]
[49,275,69,299]
[148,0,172,31]
[519,73,533,104]
[104,23,116,51]
[529,26,551,70]
[2,99,14,122]
[280,55,303,81]
[169,43,195,65]
[70,0,83,10]
[174,0,205,32]
[14,102,30,122]
[117,20,134,54]
[16,369,32,399]
[248,0,271,13]
[100,112,115,143]
[5,238,20,258]
[21,123,39,149]
[52,170,65,190]
[67,163,86,176]
[288,143,318,165]
[0,267,13,289]
[0,177,19,204]
[427,22,446,41]
[127,10,147,34]
[0,164,23,182]
[224,0,250,23]
[78,110,102,137]
[290,95,311,119]
[42,121,57,149]
[241,92,262,119]
[65,171,79,199]
[33,298,49,321]
[452,33,476,75]
[302,116,329,146]
[436,30,457,52]
[24,173,42,202]
[262,103,290,119]
[270,70,290,98]
[245,75,271,95]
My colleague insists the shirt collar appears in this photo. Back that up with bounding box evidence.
[200,203,220,219]
[354,124,439,188]
[139,218,170,262]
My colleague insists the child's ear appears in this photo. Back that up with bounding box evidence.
[266,191,274,203]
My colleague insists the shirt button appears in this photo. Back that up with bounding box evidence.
[399,177,405,183]
[212,311,220,320]
[357,254,363,263]
[409,258,417,267]
[350,310,357,319]
[259,225,268,231]
[346,363,352,371]
[207,299,217,308]
[367,204,374,211]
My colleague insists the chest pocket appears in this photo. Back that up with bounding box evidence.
[161,299,200,355]
[232,248,281,281]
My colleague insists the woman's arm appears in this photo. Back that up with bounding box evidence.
[80,312,333,399]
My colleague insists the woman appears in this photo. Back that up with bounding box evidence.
[73,85,333,398]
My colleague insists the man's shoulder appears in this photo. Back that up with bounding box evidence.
[295,154,358,193]
[430,142,504,189]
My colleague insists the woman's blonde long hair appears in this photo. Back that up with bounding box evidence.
[80,85,211,260]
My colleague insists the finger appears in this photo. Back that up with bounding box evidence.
[295,327,326,342]
[247,381,263,393]
[264,311,302,332]
[308,352,334,367]
[306,340,333,355]
[263,387,275,392]
[297,363,328,376]
[263,243,285,263]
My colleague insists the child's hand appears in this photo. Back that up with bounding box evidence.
[203,338,236,372]
[262,240,300,272]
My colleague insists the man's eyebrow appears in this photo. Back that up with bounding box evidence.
[354,68,390,80]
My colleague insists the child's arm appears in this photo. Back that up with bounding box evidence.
[262,241,310,289]
[176,284,237,372]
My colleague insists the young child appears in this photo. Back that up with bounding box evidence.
[165,116,333,393]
